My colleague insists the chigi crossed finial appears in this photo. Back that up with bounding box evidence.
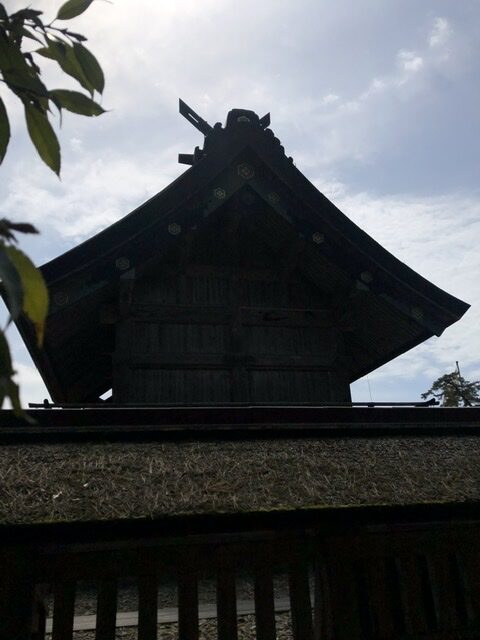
[179,99,213,136]
[178,99,271,165]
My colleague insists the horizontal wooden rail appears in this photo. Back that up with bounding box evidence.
[0,405,479,444]
[2,501,480,547]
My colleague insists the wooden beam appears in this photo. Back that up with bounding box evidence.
[121,305,332,328]
[114,353,336,369]
[241,307,332,328]
[184,264,302,282]
[128,305,231,325]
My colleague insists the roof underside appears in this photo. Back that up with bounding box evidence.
[14,121,469,403]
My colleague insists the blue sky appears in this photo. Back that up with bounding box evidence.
[1,0,479,404]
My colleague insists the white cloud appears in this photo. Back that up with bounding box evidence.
[429,17,452,48]
[397,50,424,74]
[274,14,462,171]
[321,94,340,106]
[69,138,83,153]
[1,148,183,242]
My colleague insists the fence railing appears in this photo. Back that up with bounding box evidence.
[1,518,480,639]
[2,405,480,445]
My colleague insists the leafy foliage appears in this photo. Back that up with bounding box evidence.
[421,369,480,407]
[0,220,46,413]
[0,0,105,174]
[0,1,105,413]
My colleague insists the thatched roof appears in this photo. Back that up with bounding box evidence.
[1,436,479,526]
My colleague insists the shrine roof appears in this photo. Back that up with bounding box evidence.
[10,104,469,403]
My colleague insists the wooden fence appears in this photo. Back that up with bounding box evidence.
[1,520,480,639]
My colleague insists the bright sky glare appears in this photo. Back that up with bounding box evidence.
[1,0,479,405]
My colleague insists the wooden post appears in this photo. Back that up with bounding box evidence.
[313,555,332,640]
[138,575,158,640]
[217,566,238,640]
[52,579,76,640]
[178,554,199,640]
[95,579,118,640]
[254,563,276,640]
[289,544,314,640]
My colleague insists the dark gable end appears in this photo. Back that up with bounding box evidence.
[13,107,469,403]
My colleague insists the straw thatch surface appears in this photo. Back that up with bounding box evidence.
[0,437,479,525]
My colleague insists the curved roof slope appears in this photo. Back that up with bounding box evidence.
[14,108,469,402]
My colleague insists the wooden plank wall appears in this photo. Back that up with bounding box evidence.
[113,263,351,404]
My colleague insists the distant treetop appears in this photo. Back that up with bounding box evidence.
[422,366,480,407]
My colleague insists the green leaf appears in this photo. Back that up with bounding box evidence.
[4,70,48,97]
[0,31,26,70]
[0,331,29,416]
[73,42,104,94]
[0,96,10,163]
[24,103,61,175]
[0,330,14,411]
[65,43,94,94]
[64,30,87,42]
[6,377,22,415]
[0,244,23,320]
[0,32,48,97]
[35,45,61,61]
[37,40,94,95]
[56,0,94,21]
[11,9,43,20]
[49,89,105,116]
[0,330,14,378]
[21,27,43,45]
[5,246,49,346]
[5,221,39,235]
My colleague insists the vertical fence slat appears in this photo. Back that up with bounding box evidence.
[398,554,429,636]
[138,575,158,640]
[52,580,76,640]
[178,568,199,640]
[289,548,314,640]
[365,555,396,639]
[95,579,117,640]
[254,564,276,640]
[0,549,37,640]
[429,550,459,633]
[313,558,332,640]
[325,554,362,640]
[462,548,480,625]
[217,567,238,640]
